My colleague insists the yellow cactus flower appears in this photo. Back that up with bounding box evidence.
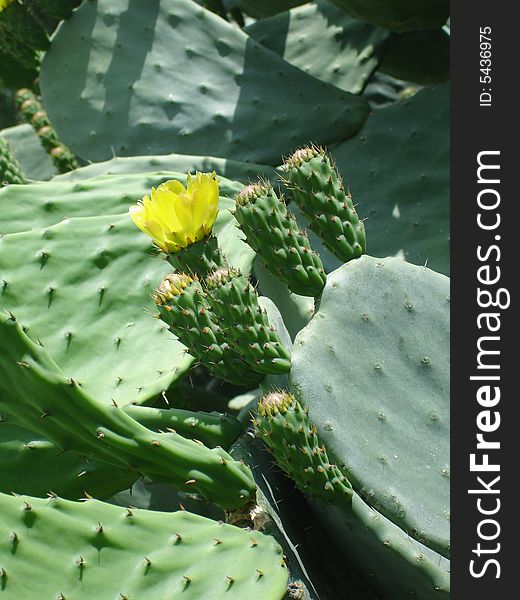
[130,172,219,253]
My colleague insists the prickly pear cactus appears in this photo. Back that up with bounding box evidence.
[0,1,450,597]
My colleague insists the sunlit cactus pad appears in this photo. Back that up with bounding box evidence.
[0,493,288,599]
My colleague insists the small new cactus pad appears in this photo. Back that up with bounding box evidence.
[254,392,352,504]
[235,182,326,297]
[205,268,292,375]
[15,88,79,173]
[0,315,257,510]
[283,146,366,263]
[167,235,227,279]
[121,404,244,451]
[245,1,389,95]
[290,256,450,557]
[0,136,26,186]
[0,492,288,599]
[155,273,263,387]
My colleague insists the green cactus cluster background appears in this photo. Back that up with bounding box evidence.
[1,1,450,598]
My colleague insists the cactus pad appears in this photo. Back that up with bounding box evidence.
[332,84,450,275]
[0,421,136,500]
[0,492,288,599]
[245,0,389,94]
[290,256,450,557]
[40,0,368,164]
[0,315,257,509]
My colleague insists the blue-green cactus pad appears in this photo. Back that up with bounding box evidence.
[53,153,278,184]
[40,0,369,164]
[0,124,56,181]
[290,256,450,557]
[246,0,389,94]
[333,84,450,275]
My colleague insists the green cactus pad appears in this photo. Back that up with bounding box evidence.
[290,256,450,557]
[40,0,368,164]
[328,0,449,33]
[254,392,352,505]
[155,273,263,387]
[0,212,191,406]
[333,84,450,275]
[205,268,292,375]
[245,0,389,94]
[0,315,257,509]
[283,146,366,263]
[235,182,326,297]
[54,153,278,184]
[0,136,26,186]
[0,421,136,500]
[0,492,288,599]
[311,494,450,600]
[0,124,56,181]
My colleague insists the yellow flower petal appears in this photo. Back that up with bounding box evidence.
[129,173,220,253]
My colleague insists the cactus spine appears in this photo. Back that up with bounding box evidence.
[235,181,326,297]
[205,268,292,375]
[155,273,263,387]
[283,146,366,263]
[254,392,352,505]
